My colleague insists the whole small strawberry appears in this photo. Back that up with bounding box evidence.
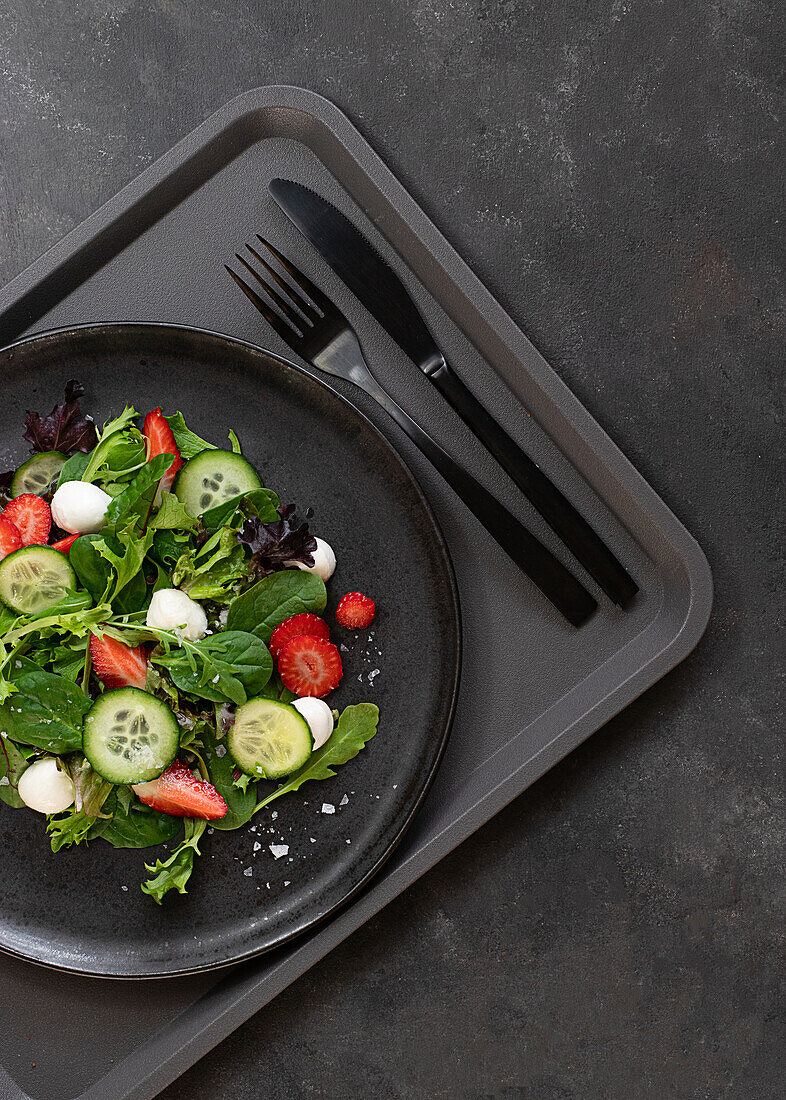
[335,592,376,630]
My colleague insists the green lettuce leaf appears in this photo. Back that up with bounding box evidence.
[141,818,206,903]
[47,810,104,852]
[227,570,326,641]
[164,412,217,460]
[172,525,247,600]
[148,492,197,531]
[0,734,29,807]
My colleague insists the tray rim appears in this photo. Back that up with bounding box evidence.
[0,85,713,1100]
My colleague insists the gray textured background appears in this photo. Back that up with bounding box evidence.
[1,1,783,1097]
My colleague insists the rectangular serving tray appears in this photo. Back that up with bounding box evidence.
[0,86,711,1100]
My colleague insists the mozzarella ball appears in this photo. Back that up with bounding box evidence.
[18,757,75,814]
[293,697,334,749]
[290,537,336,582]
[146,588,208,642]
[50,481,112,534]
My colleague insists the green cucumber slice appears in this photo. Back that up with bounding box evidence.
[228,697,313,779]
[0,546,77,614]
[82,687,179,783]
[11,451,66,497]
[174,449,261,516]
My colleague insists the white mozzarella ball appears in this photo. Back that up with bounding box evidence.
[292,697,334,749]
[146,588,208,642]
[50,481,112,534]
[18,757,75,814]
[291,537,336,582]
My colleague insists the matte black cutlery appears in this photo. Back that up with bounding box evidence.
[268,178,638,609]
[227,237,598,627]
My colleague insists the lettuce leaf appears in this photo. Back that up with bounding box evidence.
[141,818,206,903]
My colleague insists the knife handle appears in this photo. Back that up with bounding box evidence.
[359,373,597,627]
[429,363,638,607]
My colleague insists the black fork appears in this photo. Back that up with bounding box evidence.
[226,237,598,627]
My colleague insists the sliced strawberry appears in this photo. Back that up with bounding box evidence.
[269,612,330,660]
[336,591,376,630]
[2,494,51,546]
[133,759,228,819]
[89,634,149,690]
[278,635,343,698]
[51,533,80,554]
[0,516,22,561]
[142,407,183,492]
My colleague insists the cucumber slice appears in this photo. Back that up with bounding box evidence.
[228,697,313,779]
[0,546,77,615]
[11,451,66,497]
[174,449,261,516]
[83,687,179,783]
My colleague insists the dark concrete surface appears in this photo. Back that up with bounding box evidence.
[1,1,783,1097]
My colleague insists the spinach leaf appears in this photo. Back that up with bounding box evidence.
[104,454,171,530]
[151,631,271,705]
[201,487,280,531]
[86,525,154,603]
[202,723,257,831]
[227,570,326,642]
[0,670,92,752]
[98,792,182,848]
[0,735,29,808]
[58,451,90,486]
[148,492,197,531]
[70,534,148,612]
[255,704,379,813]
[149,528,193,571]
[164,412,216,460]
[172,526,247,601]
[141,818,206,903]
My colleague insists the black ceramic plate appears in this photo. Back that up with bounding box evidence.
[0,323,460,978]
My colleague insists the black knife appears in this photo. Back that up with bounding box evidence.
[269,178,638,608]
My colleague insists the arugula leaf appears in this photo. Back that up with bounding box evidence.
[141,818,206,903]
[149,492,197,531]
[254,704,379,813]
[104,454,171,531]
[98,792,182,848]
[172,526,247,600]
[84,525,154,603]
[227,570,326,642]
[151,631,271,705]
[70,534,148,612]
[0,734,29,807]
[47,810,105,852]
[200,487,280,531]
[202,723,257,831]
[0,670,92,752]
[58,451,90,485]
[164,412,217,460]
[23,380,98,454]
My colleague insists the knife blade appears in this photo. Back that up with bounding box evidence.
[268,178,638,608]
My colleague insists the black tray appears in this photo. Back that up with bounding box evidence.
[0,86,712,1100]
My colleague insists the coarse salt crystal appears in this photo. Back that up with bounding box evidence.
[243,867,252,876]
[253,841,261,852]
[269,844,289,859]
[271,810,278,820]
[310,837,316,843]
[339,795,349,806]
[321,803,335,814]
[215,744,226,757]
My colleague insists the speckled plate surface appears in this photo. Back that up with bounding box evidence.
[0,322,461,978]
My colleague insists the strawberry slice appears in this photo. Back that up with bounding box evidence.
[89,634,149,690]
[278,635,343,698]
[142,407,183,493]
[269,612,330,660]
[133,759,228,819]
[2,494,51,546]
[51,533,80,554]
[0,515,22,561]
[336,591,376,630]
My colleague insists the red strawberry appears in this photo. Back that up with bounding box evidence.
[51,533,80,554]
[142,407,183,492]
[0,516,22,561]
[336,591,376,630]
[133,759,228,819]
[278,635,343,698]
[269,612,330,660]
[2,494,51,546]
[89,634,149,690]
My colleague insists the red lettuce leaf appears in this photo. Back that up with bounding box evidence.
[238,504,316,578]
[22,380,98,454]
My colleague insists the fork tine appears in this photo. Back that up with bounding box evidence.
[224,265,296,341]
[234,252,307,330]
[255,235,335,316]
[245,244,320,324]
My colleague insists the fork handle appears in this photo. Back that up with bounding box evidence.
[430,363,638,608]
[359,373,597,627]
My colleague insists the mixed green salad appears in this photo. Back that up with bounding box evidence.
[0,382,378,902]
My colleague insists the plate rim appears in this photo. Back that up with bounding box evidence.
[0,319,462,979]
